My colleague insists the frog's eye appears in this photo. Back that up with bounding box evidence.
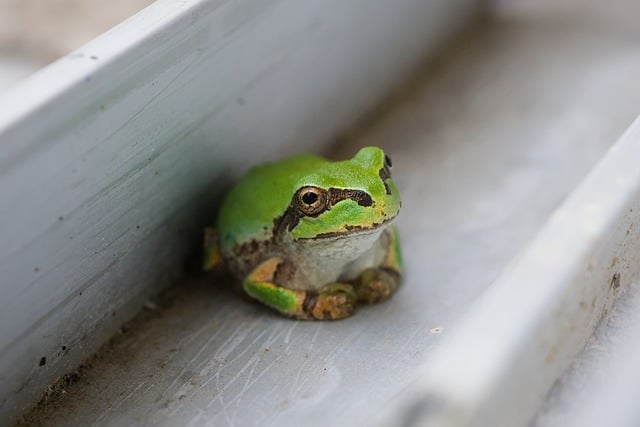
[295,186,328,216]
[384,154,392,168]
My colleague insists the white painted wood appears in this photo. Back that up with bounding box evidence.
[15,1,640,425]
[534,270,640,427]
[379,96,640,427]
[0,0,478,422]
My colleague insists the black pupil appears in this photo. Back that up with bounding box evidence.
[302,192,318,205]
[385,155,392,168]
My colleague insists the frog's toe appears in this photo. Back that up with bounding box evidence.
[305,283,356,320]
[354,268,399,304]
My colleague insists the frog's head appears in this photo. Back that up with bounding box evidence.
[280,146,401,240]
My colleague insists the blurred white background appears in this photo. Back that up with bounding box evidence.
[0,0,154,91]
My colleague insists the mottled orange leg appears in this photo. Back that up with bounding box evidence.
[243,257,356,320]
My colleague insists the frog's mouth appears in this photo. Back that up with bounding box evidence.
[297,214,397,240]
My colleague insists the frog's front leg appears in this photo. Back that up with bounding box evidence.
[354,226,403,304]
[243,257,357,320]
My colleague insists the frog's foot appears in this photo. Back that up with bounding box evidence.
[354,267,400,305]
[243,257,356,320]
[305,283,357,320]
[202,227,221,271]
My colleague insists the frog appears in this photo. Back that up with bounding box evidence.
[203,146,402,320]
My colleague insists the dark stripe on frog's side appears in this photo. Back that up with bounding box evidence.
[230,238,277,278]
[327,188,372,208]
[273,187,373,235]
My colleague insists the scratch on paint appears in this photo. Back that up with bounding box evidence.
[289,325,321,397]
[91,381,146,427]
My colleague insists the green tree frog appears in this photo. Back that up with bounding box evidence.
[203,146,402,320]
